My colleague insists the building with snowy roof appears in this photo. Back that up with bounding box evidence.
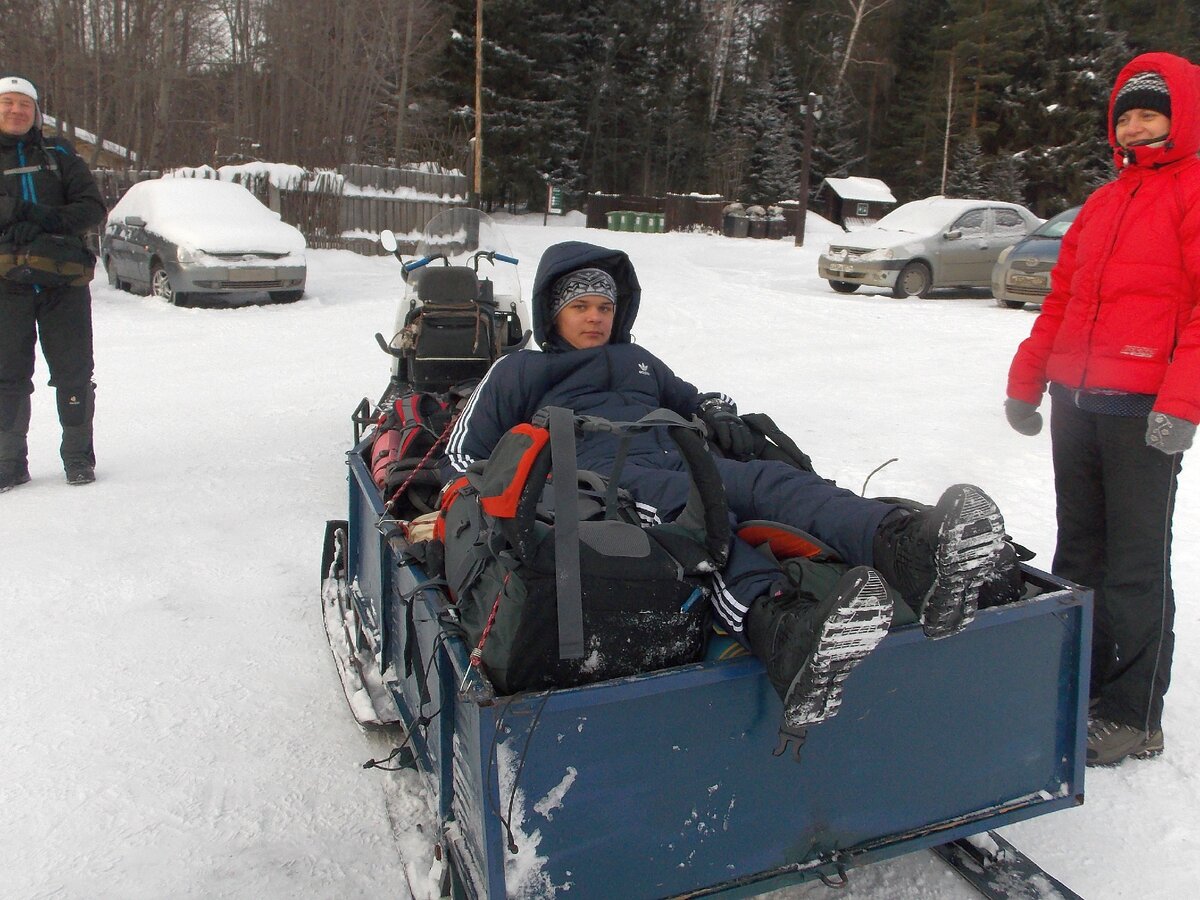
[816,176,896,230]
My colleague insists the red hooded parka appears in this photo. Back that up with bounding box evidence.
[1007,52,1200,424]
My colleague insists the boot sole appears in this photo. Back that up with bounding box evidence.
[922,485,1005,639]
[781,567,893,728]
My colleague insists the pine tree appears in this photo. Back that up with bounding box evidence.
[945,130,986,198]
[740,49,804,204]
[996,0,1129,215]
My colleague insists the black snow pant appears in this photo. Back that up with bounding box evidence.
[0,282,96,469]
[1050,393,1180,733]
[613,456,900,639]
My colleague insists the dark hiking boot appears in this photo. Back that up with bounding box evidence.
[1,463,31,493]
[977,540,1025,609]
[745,566,893,729]
[64,462,96,486]
[873,484,1005,639]
[1087,718,1164,767]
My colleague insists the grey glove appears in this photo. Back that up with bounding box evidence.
[1146,412,1196,455]
[698,397,754,459]
[1004,398,1043,436]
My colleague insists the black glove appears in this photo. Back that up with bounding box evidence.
[6,220,43,245]
[698,396,754,459]
[1004,398,1043,436]
[24,203,64,233]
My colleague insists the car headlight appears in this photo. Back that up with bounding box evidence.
[858,248,894,262]
[176,247,199,264]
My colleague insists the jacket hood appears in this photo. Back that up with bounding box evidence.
[531,241,641,349]
[1108,52,1200,171]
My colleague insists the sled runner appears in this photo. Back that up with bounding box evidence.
[321,208,1090,899]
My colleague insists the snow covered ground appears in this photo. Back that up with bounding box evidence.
[2,212,1196,899]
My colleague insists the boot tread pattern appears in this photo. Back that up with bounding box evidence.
[922,486,1005,639]
[782,568,892,728]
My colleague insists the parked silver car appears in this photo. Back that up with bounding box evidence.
[102,178,307,306]
[818,197,1042,298]
[991,206,1081,310]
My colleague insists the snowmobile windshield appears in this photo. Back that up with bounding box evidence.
[405,207,524,320]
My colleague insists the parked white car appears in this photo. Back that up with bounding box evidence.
[102,178,307,306]
[818,197,1042,298]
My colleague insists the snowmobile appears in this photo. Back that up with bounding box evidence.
[321,207,1089,899]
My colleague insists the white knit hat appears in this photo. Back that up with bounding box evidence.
[0,76,38,102]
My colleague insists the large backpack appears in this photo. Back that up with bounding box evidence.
[367,385,474,517]
[440,407,731,695]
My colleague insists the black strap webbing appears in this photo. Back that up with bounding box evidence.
[604,434,632,520]
[547,406,584,659]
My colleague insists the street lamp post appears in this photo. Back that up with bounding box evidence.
[795,92,821,248]
[473,0,483,208]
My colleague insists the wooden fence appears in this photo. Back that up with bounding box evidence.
[93,163,466,255]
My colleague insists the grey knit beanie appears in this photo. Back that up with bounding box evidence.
[549,267,617,319]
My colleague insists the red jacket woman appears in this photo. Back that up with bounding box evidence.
[1006,51,1200,767]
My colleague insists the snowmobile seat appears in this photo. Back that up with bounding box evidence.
[415,266,480,305]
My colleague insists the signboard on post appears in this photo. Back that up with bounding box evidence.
[544,183,565,225]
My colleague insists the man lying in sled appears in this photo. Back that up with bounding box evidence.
[445,241,1014,733]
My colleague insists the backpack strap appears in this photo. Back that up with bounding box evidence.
[547,406,585,660]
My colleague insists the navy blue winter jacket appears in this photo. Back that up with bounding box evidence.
[446,241,716,475]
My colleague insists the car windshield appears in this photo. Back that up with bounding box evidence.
[1031,207,1080,239]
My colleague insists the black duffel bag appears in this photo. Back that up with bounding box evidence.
[441,406,730,695]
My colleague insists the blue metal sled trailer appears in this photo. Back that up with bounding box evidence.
[326,431,1091,899]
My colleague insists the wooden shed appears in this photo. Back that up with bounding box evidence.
[816,176,896,229]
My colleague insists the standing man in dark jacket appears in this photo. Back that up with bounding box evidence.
[0,75,106,492]
[447,240,1009,731]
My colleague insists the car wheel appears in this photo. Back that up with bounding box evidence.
[151,264,190,306]
[270,289,304,304]
[892,261,932,299]
[828,280,860,294]
[1000,299,1026,310]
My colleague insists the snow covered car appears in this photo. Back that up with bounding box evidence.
[991,205,1081,310]
[101,178,307,305]
[818,197,1041,298]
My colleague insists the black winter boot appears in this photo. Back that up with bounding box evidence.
[58,383,96,484]
[872,484,1005,639]
[0,462,30,493]
[1,394,31,494]
[745,566,893,729]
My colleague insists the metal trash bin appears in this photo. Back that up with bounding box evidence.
[747,216,768,238]
[722,203,747,238]
[606,211,623,231]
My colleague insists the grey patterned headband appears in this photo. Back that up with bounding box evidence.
[550,267,617,318]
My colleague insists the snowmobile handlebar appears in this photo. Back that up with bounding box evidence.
[402,250,518,274]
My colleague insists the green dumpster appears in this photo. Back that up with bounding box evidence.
[648,212,665,233]
[606,211,623,231]
[619,211,637,231]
